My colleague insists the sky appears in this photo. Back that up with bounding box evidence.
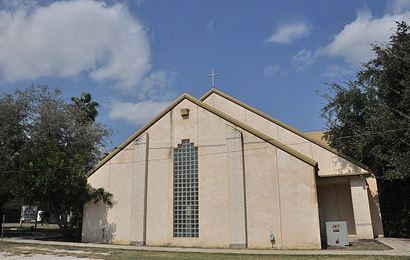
[0,0,409,149]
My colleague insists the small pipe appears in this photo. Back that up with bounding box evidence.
[34,208,38,230]
[1,214,5,240]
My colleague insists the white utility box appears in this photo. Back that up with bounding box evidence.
[325,221,349,247]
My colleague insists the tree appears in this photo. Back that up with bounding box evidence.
[0,89,32,217]
[71,92,99,122]
[322,22,410,237]
[0,85,112,240]
[11,141,112,239]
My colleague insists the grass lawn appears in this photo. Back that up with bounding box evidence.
[0,242,408,260]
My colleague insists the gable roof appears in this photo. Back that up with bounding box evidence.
[88,93,318,177]
[200,88,370,172]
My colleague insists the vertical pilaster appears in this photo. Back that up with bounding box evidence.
[226,125,247,248]
[350,176,374,239]
[131,133,148,245]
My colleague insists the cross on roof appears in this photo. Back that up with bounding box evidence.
[205,68,220,88]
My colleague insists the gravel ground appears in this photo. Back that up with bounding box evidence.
[0,244,107,259]
[0,251,98,259]
[0,241,408,260]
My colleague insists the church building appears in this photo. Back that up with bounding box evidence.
[82,88,384,249]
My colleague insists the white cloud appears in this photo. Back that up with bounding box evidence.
[320,11,410,65]
[0,0,151,89]
[388,0,410,14]
[291,49,315,70]
[108,99,170,125]
[263,64,280,76]
[138,70,176,99]
[266,22,311,44]
[291,10,410,69]
[323,64,355,78]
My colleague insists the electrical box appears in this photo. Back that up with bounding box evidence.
[325,221,349,247]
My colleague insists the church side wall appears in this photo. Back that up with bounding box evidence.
[276,149,321,249]
[107,144,135,244]
[366,176,384,237]
[144,112,172,245]
[243,133,321,249]
[82,141,136,244]
[145,99,231,247]
[203,92,383,239]
[83,98,320,248]
[316,178,356,236]
[315,175,383,239]
[203,93,368,177]
[82,164,110,243]
[243,137,282,249]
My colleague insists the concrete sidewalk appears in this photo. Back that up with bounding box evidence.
[377,238,410,253]
[1,237,410,256]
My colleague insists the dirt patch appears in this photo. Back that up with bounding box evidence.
[16,246,110,255]
[0,241,407,260]
[326,240,392,251]
[0,243,108,259]
[0,251,98,259]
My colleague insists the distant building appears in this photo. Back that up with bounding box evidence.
[82,88,383,249]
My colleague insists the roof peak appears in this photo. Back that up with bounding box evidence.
[87,91,317,177]
[198,88,369,172]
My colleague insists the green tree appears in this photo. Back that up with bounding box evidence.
[0,85,112,240]
[71,92,99,122]
[0,89,32,217]
[11,141,112,239]
[322,22,410,237]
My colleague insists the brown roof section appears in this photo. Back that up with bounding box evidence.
[200,88,370,172]
[305,131,328,145]
[88,93,318,177]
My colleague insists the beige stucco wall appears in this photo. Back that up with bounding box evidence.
[243,134,321,249]
[202,92,383,239]
[82,164,112,243]
[82,140,136,244]
[203,93,367,177]
[350,176,374,239]
[83,98,321,249]
[276,149,321,249]
[366,176,384,238]
[316,177,356,236]
[316,176,384,239]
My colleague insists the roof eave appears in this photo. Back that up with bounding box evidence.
[87,93,190,177]
[200,88,371,173]
[88,91,318,177]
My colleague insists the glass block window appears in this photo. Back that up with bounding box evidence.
[173,139,199,238]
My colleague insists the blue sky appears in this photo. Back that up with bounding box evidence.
[0,0,409,149]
